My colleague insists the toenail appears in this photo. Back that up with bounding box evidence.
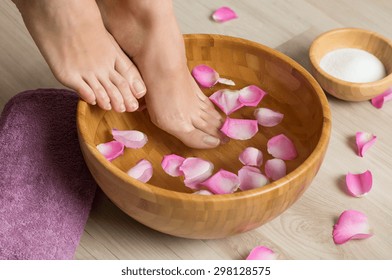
[90,100,96,105]
[130,101,139,111]
[203,136,220,146]
[133,80,146,97]
[120,104,126,112]
[105,103,112,110]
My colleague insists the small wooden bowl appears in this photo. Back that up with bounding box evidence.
[309,28,392,101]
[77,34,331,239]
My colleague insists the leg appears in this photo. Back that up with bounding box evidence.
[97,0,225,149]
[12,0,146,112]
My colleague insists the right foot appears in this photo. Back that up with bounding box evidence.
[13,0,146,112]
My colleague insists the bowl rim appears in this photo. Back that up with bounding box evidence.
[309,27,392,90]
[77,33,332,202]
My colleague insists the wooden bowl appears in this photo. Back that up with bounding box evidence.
[77,34,331,239]
[309,28,392,101]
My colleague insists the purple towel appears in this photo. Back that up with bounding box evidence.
[0,89,97,260]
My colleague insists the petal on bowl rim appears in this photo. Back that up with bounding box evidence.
[355,132,377,157]
[333,209,373,245]
[217,77,236,86]
[209,89,243,115]
[238,85,267,107]
[220,117,259,140]
[179,157,214,190]
[246,246,277,260]
[201,169,240,194]
[371,88,392,109]
[254,108,284,127]
[127,159,153,183]
[191,64,219,88]
[239,147,263,167]
[112,129,148,149]
[267,134,298,160]
[212,6,238,23]
[161,154,185,177]
[238,166,269,191]
[265,158,287,181]
[96,140,124,161]
[346,170,373,197]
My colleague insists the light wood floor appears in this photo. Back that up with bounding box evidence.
[1,0,391,259]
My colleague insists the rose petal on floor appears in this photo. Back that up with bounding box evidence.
[356,132,377,157]
[217,77,236,86]
[161,154,185,177]
[127,159,153,183]
[212,6,238,23]
[239,147,263,167]
[246,246,277,260]
[254,108,284,127]
[220,117,259,140]
[209,89,243,115]
[238,166,269,191]
[265,158,287,181]
[267,134,298,160]
[371,88,392,109]
[193,190,213,195]
[191,64,219,88]
[346,170,373,197]
[333,210,373,245]
[112,129,148,149]
[96,140,124,161]
[202,169,240,194]
[238,85,267,107]
[179,157,214,190]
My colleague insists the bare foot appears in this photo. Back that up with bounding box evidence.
[97,0,225,148]
[12,0,146,112]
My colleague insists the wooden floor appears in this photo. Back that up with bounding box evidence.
[1,0,391,259]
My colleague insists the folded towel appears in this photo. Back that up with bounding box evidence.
[0,89,97,259]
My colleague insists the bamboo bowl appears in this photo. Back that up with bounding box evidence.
[77,34,331,239]
[309,28,392,101]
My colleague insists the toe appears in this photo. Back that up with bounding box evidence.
[115,57,147,99]
[192,116,222,140]
[84,75,111,110]
[179,128,221,149]
[110,71,139,112]
[98,76,126,112]
[67,77,96,105]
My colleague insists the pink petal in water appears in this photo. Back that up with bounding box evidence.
[127,159,153,183]
[346,170,373,197]
[254,108,284,127]
[220,117,259,140]
[112,129,148,149]
[96,140,124,161]
[217,77,236,86]
[179,157,214,190]
[191,64,220,88]
[265,158,287,181]
[371,88,392,109]
[238,166,269,191]
[267,134,298,160]
[239,147,263,167]
[161,154,185,177]
[201,169,240,194]
[209,89,243,115]
[246,246,277,260]
[238,85,267,107]
[212,6,238,23]
[333,210,373,245]
[356,132,377,157]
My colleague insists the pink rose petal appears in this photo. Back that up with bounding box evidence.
[96,140,124,161]
[209,89,243,115]
[246,246,277,260]
[220,117,259,140]
[202,169,240,194]
[112,129,148,149]
[161,154,185,177]
[267,134,298,160]
[193,190,214,196]
[346,170,373,197]
[191,64,219,88]
[238,85,267,107]
[333,210,373,245]
[217,77,236,86]
[127,159,153,183]
[212,6,238,23]
[265,159,287,181]
[254,108,284,127]
[356,132,377,157]
[238,166,269,191]
[239,147,263,167]
[371,88,392,109]
[179,157,214,190]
